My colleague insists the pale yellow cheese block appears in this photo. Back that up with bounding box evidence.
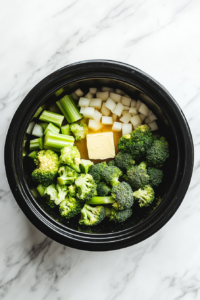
[86,132,115,160]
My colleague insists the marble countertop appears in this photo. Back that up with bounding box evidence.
[1,0,200,299]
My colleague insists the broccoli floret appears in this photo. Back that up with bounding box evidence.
[44,183,68,206]
[133,185,155,207]
[70,123,88,140]
[114,152,135,171]
[60,145,81,172]
[127,161,149,189]
[131,124,153,150]
[32,150,59,187]
[108,160,115,166]
[89,162,107,183]
[75,174,97,201]
[79,204,105,226]
[111,182,134,210]
[80,159,94,174]
[97,182,111,196]
[59,196,82,219]
[102,166,122,187]
[68,185,76,197]
[146,137,169,167]
[105,207,132,223]
[57,166,78,185]
[147,167,163,187]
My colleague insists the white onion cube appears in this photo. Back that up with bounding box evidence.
[78,97,91,107]
[129,107,137,115]
[115,89,125,95]
[32,124,43,137]
[26,122,35,134]
[112,102,124,116]
[75,88,84,97]
[71,92,79,101]
[138,103,149,116]
[136,100,142,110]
[139,114,146,122]
[112,122,122,132]
[120,113,132,124]
[122,124,132,136]
[110,92,121,103]
[112,113,117,121]
[102,116,113,125]
[80,107,85,114]
[84,92,93,100]
[130,115,141,127]
[148,114,157,122]
[88,119,103,131]
[121,96,131,106]
[102,87,114,92]
[123,106,129,111]
[93,110,102,123]
[131,100,137,107]
[147,110,153,116]
[105,98,116,111]
[96,91,109,101]
[101,102,111,116]
[144,117,150,124]
[90,98,102,110]
[121,110,129,116]
[148,121,158,131]
[83,107,95,119]
[89,87,97,94]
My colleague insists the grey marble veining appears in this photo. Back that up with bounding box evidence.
[1,0,200,299]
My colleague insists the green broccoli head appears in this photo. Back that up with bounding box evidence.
[131,124,153,150]
[89,162,107,183]
[57,166,78,185]
[32,150,59,186]
[107,160,116,166]
[44,183,68,206]
[118,134,146,160]
[102,166,122,187]
[146,137,169,167]
[114,152,135,171]
[133,185,155,207]
[68,185,76,197]
[80,159,94,174]
[127,162,149,189]
[75,174,97,201]
[111,182,134,211]
[97,182,111,196]
[105,207,132,223]
[59,196,82,219]
[147,167,163,187]
[70,123,88,140]
[79,204,105,226]
[60,145,81,172]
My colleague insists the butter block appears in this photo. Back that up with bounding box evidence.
[86,132,115,160]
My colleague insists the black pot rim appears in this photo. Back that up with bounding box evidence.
[4,60,194,251]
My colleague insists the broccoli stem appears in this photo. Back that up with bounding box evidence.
[37,184,45,197]
[104,207,111,217]
[86,196,115,205]
[28,150,38,159]
[58,95,83,123]
[44,123,60,135]
[44,132,74,150]
[30,137,43,151]
[61,124,71,135]
[111,178,120,186]
[39,110,64,128]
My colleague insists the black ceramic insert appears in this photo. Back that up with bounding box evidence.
[4,60,194,251]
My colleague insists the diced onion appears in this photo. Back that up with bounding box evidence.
[101,102,111,116]
[80,107,85,114]
[90,98,102,110]
[122,124,132,136]
[84,92,93,100]
[96,91,109,101]
[83,107,95,119]
[129,107,137,115]
[102,87,114,92]
[71,92,79,101]
[130,115,141,127]
[93,110,102,123]
[75,88,84,97]
[120,113,132,124]
[147,110,153,116]
[112,102,124,116]
[136,100,142,110]
[144,117,150,124]
[131,100,137,107]
[89,87,97,94]
[105,98,116,111]
[112,113,117,121]
[139,114,146,122]
[112,122,122,131]
[110,92,121,103]
[121,96,131,106]
[138,103,149,116]
[26,122,35,134]
[115,89,125,95]
[32,124,43,137]
[123,106,129,111]
[102,116,113,125]
[78,97,91,107]
[148,121,158,131]
[148,114,157,122]
[88,119,103,131]
[121,110,129,116]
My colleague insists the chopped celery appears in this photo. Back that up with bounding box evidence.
[61,124,70,135]
[33,107,43,118]
[44,132,74,150]
[58,95,83,123]
[37,184,45,197]
[44,123,60,135]
[86,196,115,205]
[28,151,38,159]
[38,122,48,131]
[30,137,43,151]
[56,100,71,123]
[39,110,64,128]
[55,88,64,97]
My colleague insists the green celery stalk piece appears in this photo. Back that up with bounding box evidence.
[56,100,71,123]
[30,137,43,151]
[39,110,64,128]
[86,196,115,205]
[55,88,64,97]
[44,131,74,150]
[44,123,60,135]
[37,184,45,197]
[28,151,38,159]
[38,122,48,131]
[61,124,71,135]
[60,95,82,123]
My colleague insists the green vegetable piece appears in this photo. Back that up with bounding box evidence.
[102,166,122,187]
[75,174,97,201]
[70,123,88,140]
[107,160,115,166]
[55,88,64,97]
[148,167,163,187]
[114,152,135,171]
[28,151,38,160]
[79,204,105,226]
[89,162,107,183]
[61,124,71,135]
[57,166,78,185]
[111,182,134,211]
[86,196,115,205]
[96,182,111,196]
[57,95,83,124]
[60,145,81,172]
[38,122,48,131]
[30,137,43,151]
[44,123,60,135]
[44,132,74,151]
[44,183,68,205]
[133,185,155,207]
[37,184,45,197]
[59,196,82,219]
[39,110,64,128]
[68,185,76,197]
[127,161,149,189]
[146,137,169,167]
[80,159,94,174]
[105,207,132,223]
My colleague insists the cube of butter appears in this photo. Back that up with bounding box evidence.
[86,132,115,160]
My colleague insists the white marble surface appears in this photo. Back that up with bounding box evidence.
[1,0,200,299]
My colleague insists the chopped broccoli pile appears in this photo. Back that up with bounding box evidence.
[32,150,59,186]
[57,166,78,185]
[75,174,97,201]
[114,151,135,171]
[70,123,88,140]
[60,145,81,172]
[59,196,82,219]
[79,204,105,226]
[105,207,132,223]
[44,183,68,205]
[102,166,122,186]
[80,159,94,174]
[97,182,111,196]
[111,182,134,210]
[146,137,169,168]
[127,161,149,189]
[89,162,107,183]
[68,185,76,196]
[133,185,155,207]
[147,167,163,187]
